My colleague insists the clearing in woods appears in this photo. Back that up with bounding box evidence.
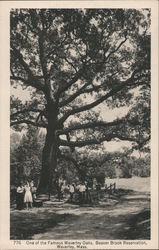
[10,177,150,240]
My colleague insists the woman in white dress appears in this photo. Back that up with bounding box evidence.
[24,181,33,209]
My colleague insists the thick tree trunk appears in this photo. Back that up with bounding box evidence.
[37,103,58,194]
[37,132,57,193]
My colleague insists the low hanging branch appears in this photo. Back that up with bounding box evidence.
[57,118,125,135]
[59,133,140,148]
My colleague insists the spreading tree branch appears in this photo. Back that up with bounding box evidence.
[56,68,84,98]
[57,38,127,100]
[105,37,127,61]
[59,133,139,148]
[10,108,43,119]
[11,46,44,91]
[58,70,146,125]
[59,82,102,107]
[57,118,125,135]
[10,119,47,128]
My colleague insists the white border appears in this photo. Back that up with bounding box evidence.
[0,1,158,249]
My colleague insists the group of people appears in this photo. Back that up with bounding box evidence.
[16,180,37,210]
[56,179,106,204]
[13,178,106,208]
[63,182,91,203]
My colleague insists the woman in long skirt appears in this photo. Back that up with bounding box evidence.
[16,183,24,210]
[24,181,33,209]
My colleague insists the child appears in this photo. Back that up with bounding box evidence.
[24,181,33,209]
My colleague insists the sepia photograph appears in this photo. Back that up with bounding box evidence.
[0,1,158,249]
[9,7,152,241]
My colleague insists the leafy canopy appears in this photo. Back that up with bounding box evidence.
[10,9,150,151]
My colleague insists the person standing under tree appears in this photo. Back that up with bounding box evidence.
[69,183,75,202]
[16,182,24,210]
[78,183,86,204]
[24,181,33,209]
[30,180,37,202]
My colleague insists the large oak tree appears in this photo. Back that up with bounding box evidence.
[10,9,150,193]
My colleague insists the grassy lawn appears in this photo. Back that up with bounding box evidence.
[106,176,150,193]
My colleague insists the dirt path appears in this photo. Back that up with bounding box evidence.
[33,192,150,240]
[11,191,150,240]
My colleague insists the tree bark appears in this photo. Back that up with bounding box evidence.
[37,103,58,194]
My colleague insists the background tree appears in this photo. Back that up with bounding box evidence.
[58,147,150,184]
[10,127,45,186]
[11,131,150,188]
[10,9,150,193]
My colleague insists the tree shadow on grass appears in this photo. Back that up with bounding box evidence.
[10,211,77,240]
[10,189,150,240]
[116,209,150,240]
